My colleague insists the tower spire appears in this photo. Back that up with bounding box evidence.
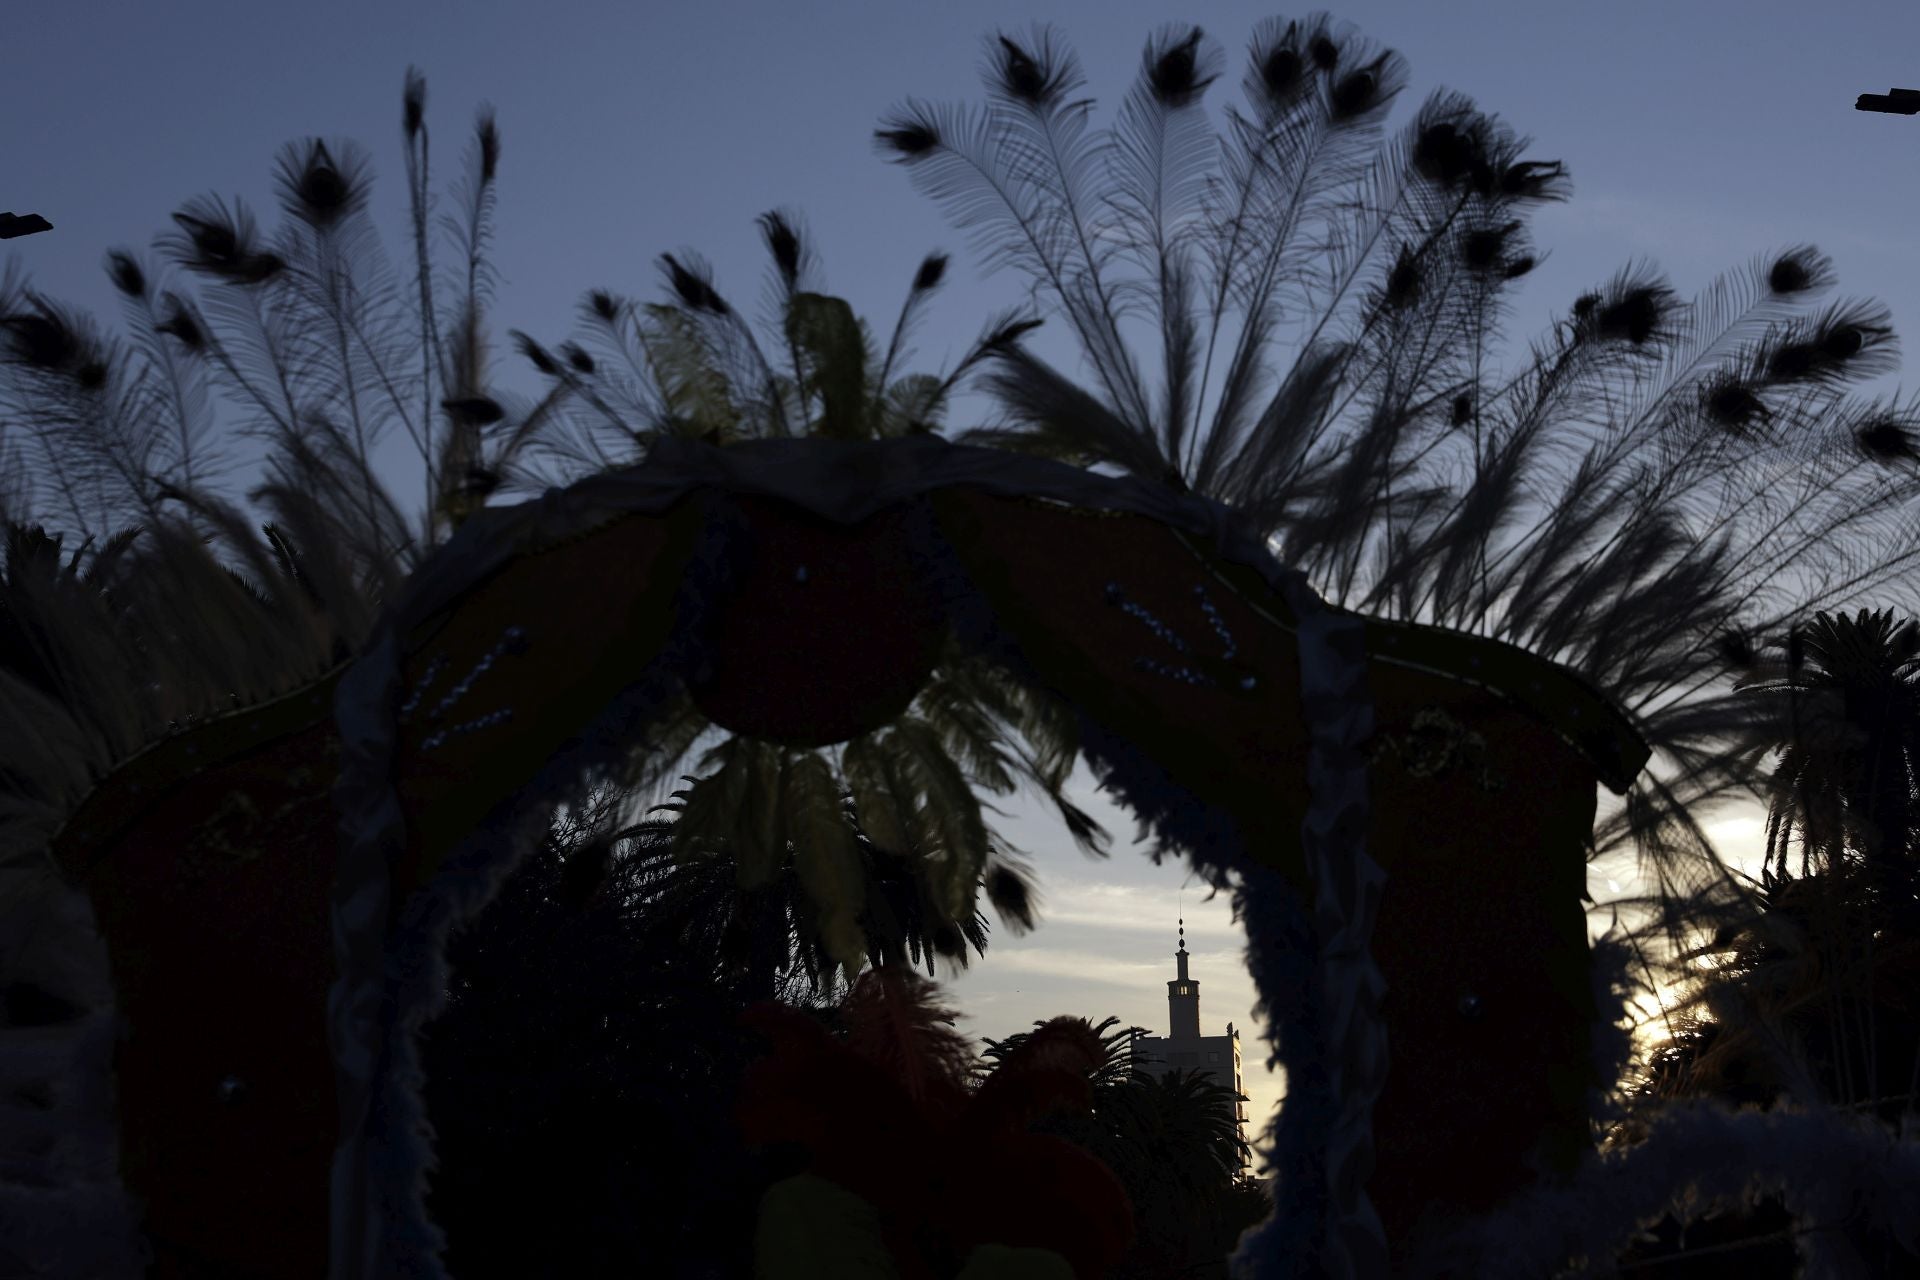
[1168,895,1199,1037]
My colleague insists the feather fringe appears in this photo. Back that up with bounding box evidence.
[1408,1100,1920,1278]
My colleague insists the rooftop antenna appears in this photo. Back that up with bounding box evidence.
[1857,87,1920,115]
[0,212,53,240]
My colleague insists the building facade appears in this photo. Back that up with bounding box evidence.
[1128,919,1250,1174]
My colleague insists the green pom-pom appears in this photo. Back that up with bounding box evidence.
[956,1243,1076,1280]
[754,1174,898,1278]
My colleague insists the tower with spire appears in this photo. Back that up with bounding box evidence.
[1168,916,1201,1038]
[1129,909,1250,1173]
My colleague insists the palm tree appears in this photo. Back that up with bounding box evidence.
[418,795,795,1277]
[872,16,1920,972]
[1642,609,1920,1129]
[586,771,1021,1004]
[1604,857,1920,1275]
[1740,609,1920,889]
[1601,610,1920,1273]
[1100,1071,1258,1279]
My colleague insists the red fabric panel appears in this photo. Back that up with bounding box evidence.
[930,488,1317,891]
[79,712,342,1279]
[689,494,945,749]
[391,499,698,897]
[1360,665,1599,1265]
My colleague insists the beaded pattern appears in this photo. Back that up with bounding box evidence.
[421,707,515,753]
[404,626,531,750]
[1105,580,1257,692]
[397,655,449,722]
[1366,705,1505,791]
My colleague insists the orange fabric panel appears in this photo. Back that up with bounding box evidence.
[931,488,1316,893]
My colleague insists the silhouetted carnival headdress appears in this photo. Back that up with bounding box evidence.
[8,18,1920,1280]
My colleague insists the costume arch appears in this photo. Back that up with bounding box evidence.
[45,435,1647,1278]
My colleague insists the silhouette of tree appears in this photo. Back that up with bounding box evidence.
[1739,609,1920,890]
[601,775,1012,1004]
[417,799,793,1277]
[1631,610,1920,1129]
[419,747,1055,1271]
[1605,610,1920,1274]
[1607,861,1920,1275]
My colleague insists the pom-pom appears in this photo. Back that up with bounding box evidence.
[475,110,499,183]
[1703,379,1768,434]
[1146,26,1215,107]
[276,140,367,229]
[1857,420,1920,466]
[875,113,940,157]
[1385,247,1421,308]
[1414,120,1479,187]
[105,250,146,299]
[1768,251,1814,295]
[914,252,949,292]
[993,33,1067,107]
[440,396,505,425]
[155,298,205,351]
[1597,287,1664,345]
[758,209,803,284]
[1260,46,1305,102]
[513,331,560,376]
[403,67,426,138]
[1463,222,1519,272]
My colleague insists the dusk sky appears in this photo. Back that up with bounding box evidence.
[8,0,1919,1136]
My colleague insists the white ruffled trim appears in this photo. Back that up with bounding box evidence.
[1415,1100,1920,1278]
[1293,606,1390,1279]
[0,878,149,1277]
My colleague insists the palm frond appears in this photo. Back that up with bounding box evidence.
[783,750,867,979]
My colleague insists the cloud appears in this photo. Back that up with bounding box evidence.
[1702,814,1767,875]
[1036,878,1189,928]
[970,945,1169,985]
